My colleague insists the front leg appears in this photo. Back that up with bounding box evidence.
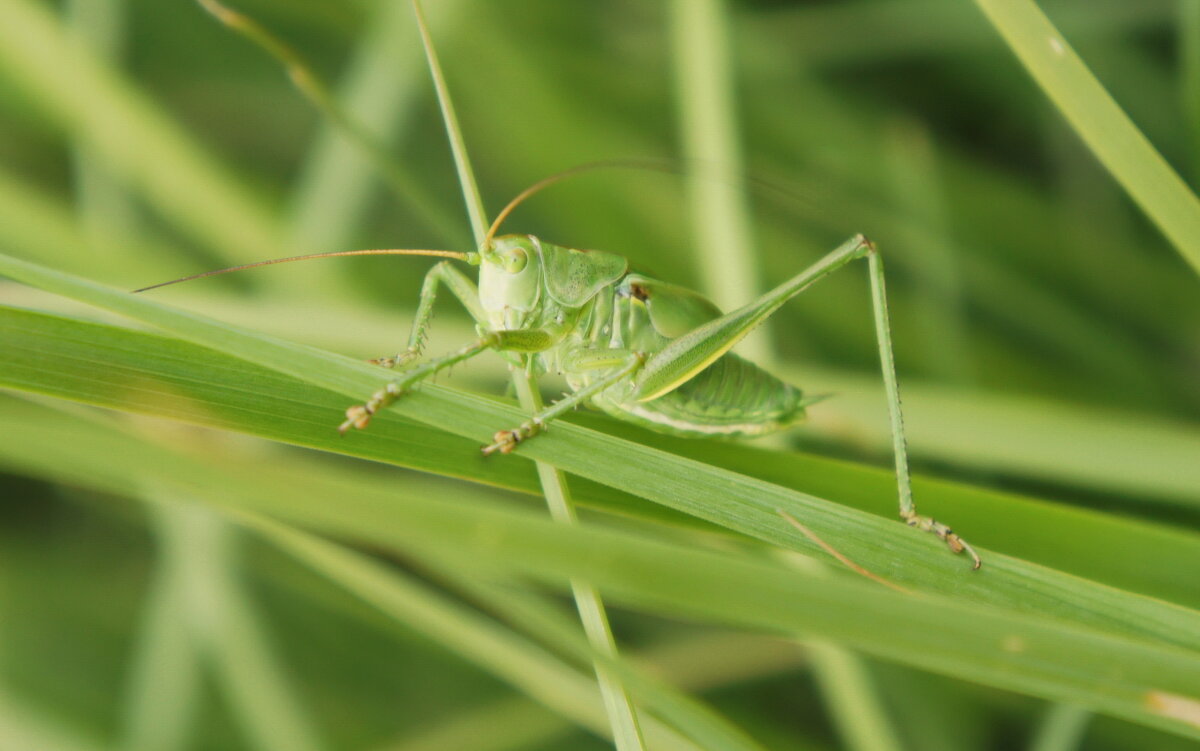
[342,328,557,433]
[342,335,495,433]
[371,261,489,368]
[483,349,644,455]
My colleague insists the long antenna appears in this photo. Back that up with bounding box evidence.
[133,248,471,293]
[484,159,677,246]
[483,157,824,248]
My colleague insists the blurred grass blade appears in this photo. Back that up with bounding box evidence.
[881,119,972,383]
[795,365,1200,510]
[245,516,703,751]
[971,0,1200,273]
[1028,704,1091,751]
[0,0,286,270]
[670,6,900,746]
[118,504,202,751]
[748,0,1174,67]
[808,641,904,751]
[1,399,1199,738]
[431,568,769,751]
[669,0,761,341]
[380,634,803,751]
[0,687,105,751]
[170,504,325,751]
[382,698,569,751]
[192,0,463,251]
[0,164,185,285]
[1184,0,1200,181]
[289,0,469,254]
[66,0,139,249]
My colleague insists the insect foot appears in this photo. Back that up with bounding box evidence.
[481,419,543,456]
[367,348,421,369]
[902,512,982,570]
[338,383,404,435]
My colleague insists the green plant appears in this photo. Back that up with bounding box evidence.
[0,1,1197,750]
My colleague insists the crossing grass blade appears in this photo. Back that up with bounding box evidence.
[970,0,1200,273]
[408,1,647,747]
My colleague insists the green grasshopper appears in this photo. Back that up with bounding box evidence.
[138,174,980,569]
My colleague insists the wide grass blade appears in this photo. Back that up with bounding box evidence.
[5,304,1199,612]
[1,398,1199,739]
[1,256,1199,645]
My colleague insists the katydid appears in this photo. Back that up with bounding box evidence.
[137,179,980,569]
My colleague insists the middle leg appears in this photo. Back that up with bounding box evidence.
[483,348,645,455]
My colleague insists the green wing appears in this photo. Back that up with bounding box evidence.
[537,239,627,307]
[626,274,723,338]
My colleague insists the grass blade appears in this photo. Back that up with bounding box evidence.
[669,0,761,340]
[9,302,1198,615]
[117,504,202,751]
[0,0,285,269]
[671,4,903,745]
[971,0,1200,273]
[174,505,325,751]
[288,1,469,254]
[431,568,769,751]
[410,1,647,746]
[808,641,903,751]
[411,0,486,246]
[1,399,1199,739]
[1028,704,1091,751]
[193,0,463,250]
[1,257,1199,652]
[244,517,703,751]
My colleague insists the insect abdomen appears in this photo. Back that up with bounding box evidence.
[597,352,805,437]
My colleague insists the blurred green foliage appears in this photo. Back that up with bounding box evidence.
[0,1,1198,750]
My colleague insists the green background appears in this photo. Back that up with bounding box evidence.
[0,1,1198,750]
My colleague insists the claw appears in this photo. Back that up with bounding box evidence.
[338,405,372,435]
[481,419,544,456]
[481,429,521,456]
[951,534,982,570]
[368,349,420,369]
[338,383,404,435]
[903,512,982,570]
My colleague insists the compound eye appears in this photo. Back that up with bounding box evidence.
[502,247,528,273]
